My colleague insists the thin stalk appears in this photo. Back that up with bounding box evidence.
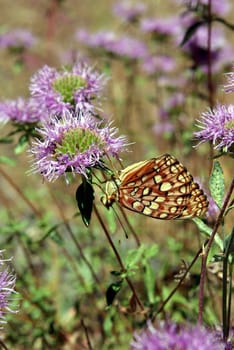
[93,203,145,312]
[207,0,214,169]
[81,319,93,350]
[0,167,42,218]
[198,178,234,323]
[47,187,100,284]
[155,240,208,317]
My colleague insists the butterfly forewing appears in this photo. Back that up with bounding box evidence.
[104,154,209,219]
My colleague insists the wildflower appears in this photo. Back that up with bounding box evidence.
[141,55,175,75]
[29,62,106,115]
[30,111,127,182]
[224,67,234,93]
[140,16,180,39]
[182,0,230,15]
[131,321,224,350]
[0,251,17,325]
[76,30,148,60]
[195,104,234,151]
[112,1,146,22]
[0,29,37,51]
[0,98,45,124]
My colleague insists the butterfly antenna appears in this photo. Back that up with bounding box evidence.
[111,206,129,240]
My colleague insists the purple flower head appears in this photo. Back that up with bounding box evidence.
[181,25,233,72]
[182,0,230,15]
[131,321,224,350]
[29,62,107,116]
[112,1,146,22]
[0,251,17,325]
[141,55,176,75]
[76,29,148,60]
[224,66,234,93]
[30,111,128,182]
[0,98,45,124]
[0,29,37,51]
[195,104,234,151]
[140,16,180,38]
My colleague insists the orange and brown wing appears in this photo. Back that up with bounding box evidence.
[117,154,208,219]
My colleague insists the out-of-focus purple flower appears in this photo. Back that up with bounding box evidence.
[140,16,180,38]
[0,98,45,124]
[224,67,234,93]
[112,1,146,22]
[76,29,148,60]
[0,251,17,325]
[29,62,106,116]
[180,24,233,72]
[141,55,175,75]
[182,0,230,15]
[30,111,128,182]
[195,104,234,151]
[131,321,224,350]
[0,29,37,51]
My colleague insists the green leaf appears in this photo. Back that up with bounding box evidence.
[209,161,225,208]
[125,245,146,269]
[143,262,156,304]
[14,134,29,154]
[143,244,159,259]
[106,280,123,306]
[192,217,223,250]
[0,156,16,166]
[76,180,94,226]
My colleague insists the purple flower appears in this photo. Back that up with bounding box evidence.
[195,104,234,151]
[140,16,180,38]
[224,67,234,93]
[76,29,148,60]
[0,29,37,51]
[141,55,176,75]
[0,252,17,325]
[131,322,224,350]
[30,111,128,182]
[112,1,146,22]
[0,98,45,124]
[29,62,107,115]
[182,0,230,15]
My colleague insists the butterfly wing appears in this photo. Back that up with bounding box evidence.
[117,154,208,219]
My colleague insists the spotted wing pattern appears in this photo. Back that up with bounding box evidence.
[105,154,209,220]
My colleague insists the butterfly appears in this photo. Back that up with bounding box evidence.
[102,154,209,219]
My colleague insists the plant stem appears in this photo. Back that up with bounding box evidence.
[93,204,145,311]
[155,240,208,317]
[0,167,42,218]
[198,178,234,324]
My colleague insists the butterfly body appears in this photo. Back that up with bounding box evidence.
[103,154,209,220]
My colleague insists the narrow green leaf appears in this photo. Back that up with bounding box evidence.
[76,180,94,226]
[125,245,146,269]
[106,280,123,306]
[14,134,29,154]
[0,156,16,166]
[143,262,156,304]
[209,161,225,208]
[192,217,223,250]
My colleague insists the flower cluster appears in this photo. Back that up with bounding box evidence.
[131,322,224,350]
[195,104,234,151]
[30,62,107,115]
[0,252,17,325]
[0,29,37,51]
[0,98,45,124]
[112,1,146,22]
[30,111,127,182]
[76,30,148,60]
